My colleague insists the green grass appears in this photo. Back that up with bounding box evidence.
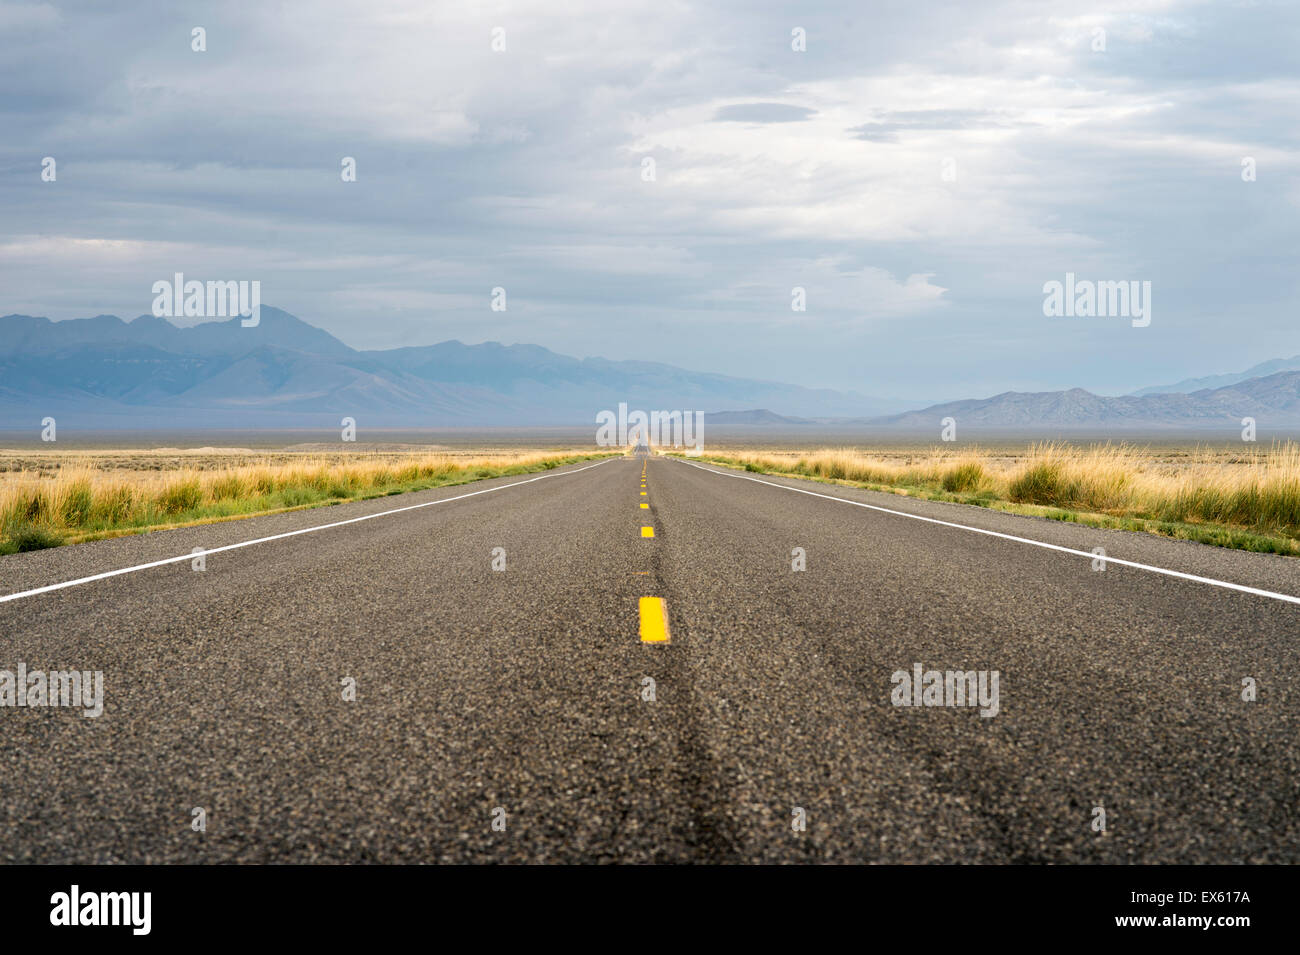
[0,452,612,555]
[683,452,1300,558]
[942,461,986,493]
[0,523,65,555]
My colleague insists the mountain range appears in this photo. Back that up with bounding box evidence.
[0,308,893,429]
[869,373,1300,432]
[704,368,1300,434]
[3,307,1298,435]
[1131,355,1300,396]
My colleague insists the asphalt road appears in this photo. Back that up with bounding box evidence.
[1,452,1298,863]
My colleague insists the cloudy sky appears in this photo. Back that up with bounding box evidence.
[2,0,1297,403]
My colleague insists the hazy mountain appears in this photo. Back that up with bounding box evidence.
[0,308,355,360]
[0,307,897,428]
[871,371,1300,432]
[703,409,815,425]
[12,306,1296,435]
[1133,355,1300,396]
[366,339,889,417]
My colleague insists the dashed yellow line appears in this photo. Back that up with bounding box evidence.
[640,502,649,509]
[641,526,655,538]
[640,491,647,496]
[639,596,670,643]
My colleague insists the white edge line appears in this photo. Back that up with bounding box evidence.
[0,457,615,605]
[671,457,1300,607]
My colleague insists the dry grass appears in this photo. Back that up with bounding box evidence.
[0,447,606,553]
[696,442,1300,552]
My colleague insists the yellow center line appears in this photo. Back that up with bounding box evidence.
[641,526,655,538]
[640,502,649,508]
[640,491,646,496]
[639,596,670,643]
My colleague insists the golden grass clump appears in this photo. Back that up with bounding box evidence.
[1007,443,1135,512]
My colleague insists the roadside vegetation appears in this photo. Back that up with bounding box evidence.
[0,448,609,554]
[686,442,1300,556]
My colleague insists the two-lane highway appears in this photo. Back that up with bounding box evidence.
[2,454,1298,862]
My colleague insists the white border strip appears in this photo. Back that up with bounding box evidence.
[0,458,615,605]
[672,457,1300,607]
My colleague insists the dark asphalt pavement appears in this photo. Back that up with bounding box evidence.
[1,453,1297,863]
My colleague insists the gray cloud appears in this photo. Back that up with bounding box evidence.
[714,103,817,123]
[1,0,1298,402]
[847,109,1027,141]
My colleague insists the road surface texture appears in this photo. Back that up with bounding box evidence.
[1,453,1297,863]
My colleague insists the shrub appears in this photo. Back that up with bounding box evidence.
[92,484,136,524]
[1008,461,1069,505]
[210,474,247,500]
[942,462,985,493]
[159,478,203,514]
[280,487,319,507]
[6,522,64,552]
[58,480,94,526]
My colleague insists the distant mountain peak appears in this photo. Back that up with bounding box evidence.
[872,370,1300,432]
[0,305,899,427]
[1133,354,1300,396]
